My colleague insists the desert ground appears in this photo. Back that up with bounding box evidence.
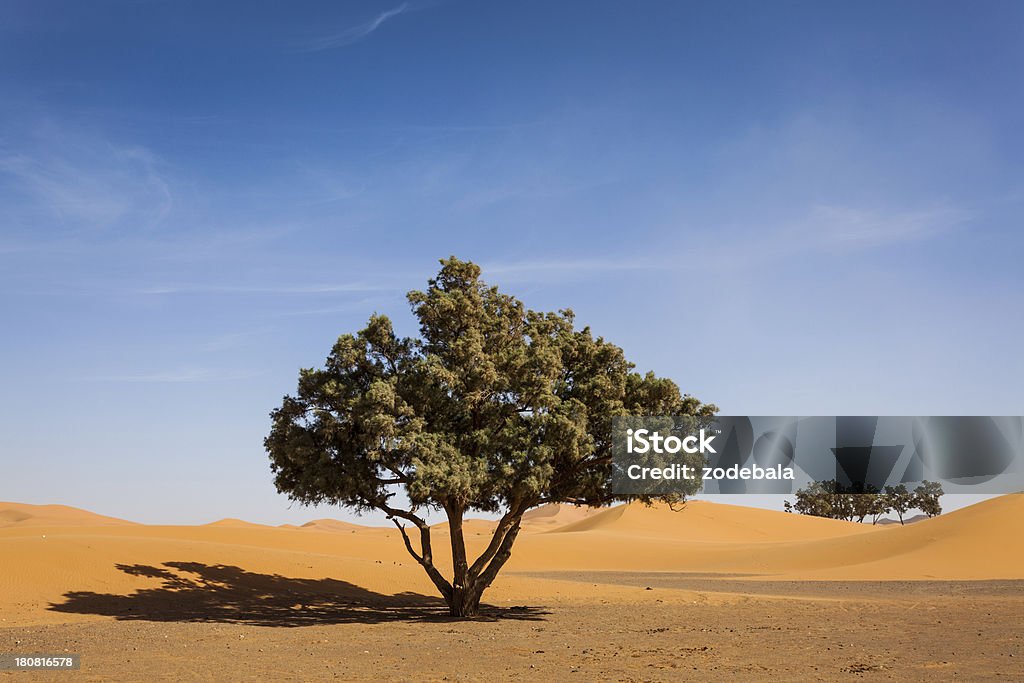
[1,495,1021,681]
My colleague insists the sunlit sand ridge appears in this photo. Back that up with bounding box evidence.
[1,494,1021,629]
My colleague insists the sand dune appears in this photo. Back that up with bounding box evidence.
[299,519,361,531]
[548,499,878,541]
[511,495,1024,579]
[520,503,606,531]
[0,502,137,528]
[831,491,1024,579]
[735,492,1024,580]
[206,518,269,529]
[0,495,1021,628]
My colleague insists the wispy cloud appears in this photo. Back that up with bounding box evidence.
[0,127,172,235]
[138,282,396,295]
[78,367,259,383]
[272,297,394,317]
[482,258,663,283]
[655,201,975,280]
[796,204,970,250]
[196,330,267,353]
[301,3,410,51]
[480,202,968,285]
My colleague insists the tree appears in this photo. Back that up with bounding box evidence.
[868,493,891,525]
[848,483,882,524]
[913,480,943,518]
[884,484,914,525]
[784,480,891,523]
[785,480,847,520]
[265,257,716,617]
[788,479,943,525]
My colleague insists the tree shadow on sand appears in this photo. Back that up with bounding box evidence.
[49,562,548,626]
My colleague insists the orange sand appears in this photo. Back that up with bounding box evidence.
[0,495,1021,627]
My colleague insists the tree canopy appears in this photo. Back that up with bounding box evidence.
[784,479,943,525]
[266,257,716,616]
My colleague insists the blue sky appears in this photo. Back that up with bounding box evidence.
[1,1,1021,524]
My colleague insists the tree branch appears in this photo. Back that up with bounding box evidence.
[374,502,453,602]
[391,519,424,563]
[374,501,427,529]
[379,462,412,484]
[467,497,532,578]
[476,517,523,590]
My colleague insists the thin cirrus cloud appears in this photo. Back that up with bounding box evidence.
[480,202,970,284]
[300,2,411,51]
[0,135,173,235]
[479,258,666,284]
[800,204,971,250]
[137,282,398,295]
[676,202,973,275]
[78,367,261,384]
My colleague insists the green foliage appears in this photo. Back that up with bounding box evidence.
[848,483,882,523]
[867,492,892,525]
[883,484,914,524]
[265,256,716,615]
[783,479,867,521]
[785,480,844,519]
[912,480,944,518]
[785,479,944,525]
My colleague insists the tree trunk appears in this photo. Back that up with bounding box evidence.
[445,504,480,617]
[448,582,483,617]
[442,503,527,618]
